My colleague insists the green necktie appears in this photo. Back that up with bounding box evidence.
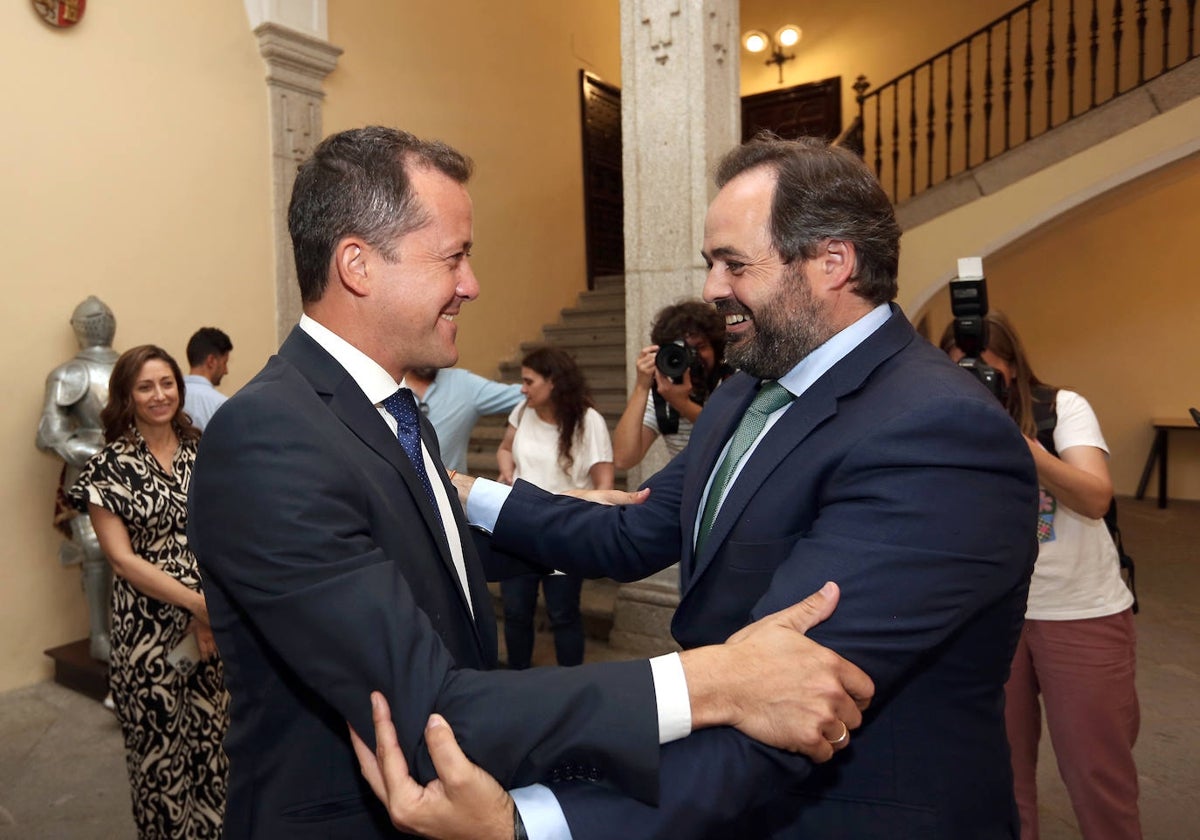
[695,381,795,554]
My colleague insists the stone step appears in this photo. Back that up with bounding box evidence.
[488,578,618,645]
[569,291,625,312]
[592,275,626,291]
[500,346,629,370]
[538,324,624,346]
[464,393,627,427]
[498,358,627,380]
[559,308,625,328]
[463,275,631,490]
[487,577,680,667]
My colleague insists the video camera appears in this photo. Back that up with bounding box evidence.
[949,257,1006,402]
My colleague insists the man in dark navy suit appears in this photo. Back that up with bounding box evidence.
[189,127,873,840]
[357,135,1038,839]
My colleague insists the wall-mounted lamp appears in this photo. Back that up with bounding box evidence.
[742,25,802,84]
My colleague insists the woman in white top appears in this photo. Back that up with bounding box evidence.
[945,311,1140,840]
[497,346,614,669]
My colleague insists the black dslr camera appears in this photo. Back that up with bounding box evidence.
[652,339,710,436]
[655,340,698,384]
[949,257,1006,402]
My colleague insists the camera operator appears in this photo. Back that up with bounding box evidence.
[612,300,731,470]
[940,310,1141,840]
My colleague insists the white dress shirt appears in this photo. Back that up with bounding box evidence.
[298,315,472,615]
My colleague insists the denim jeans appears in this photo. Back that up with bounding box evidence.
[499,573,585,669]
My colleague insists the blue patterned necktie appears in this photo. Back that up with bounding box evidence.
[381,388,440,513]
[695,381,795,555]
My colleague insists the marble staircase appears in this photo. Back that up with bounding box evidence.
[467,275,641,659]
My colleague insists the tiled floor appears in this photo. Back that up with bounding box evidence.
[2,497,1196,839]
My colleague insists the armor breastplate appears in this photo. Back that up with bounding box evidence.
[63,351,116,429]
[39,348,117,472]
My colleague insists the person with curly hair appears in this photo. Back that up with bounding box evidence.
[497,346,613,668]
[612,299,731,470]
[69,344,229,839]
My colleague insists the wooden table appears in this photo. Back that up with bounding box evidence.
[1135,417,1200,509]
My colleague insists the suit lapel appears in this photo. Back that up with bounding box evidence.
[278,328,490,654]
[684,306,916,592]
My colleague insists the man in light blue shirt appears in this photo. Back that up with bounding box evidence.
[183,327,232,430]
[407,366,522,473]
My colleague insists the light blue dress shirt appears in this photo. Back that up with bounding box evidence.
[418,369,523,472]
[183,374,228,431]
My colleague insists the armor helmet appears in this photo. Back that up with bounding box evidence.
[70,296,116,349]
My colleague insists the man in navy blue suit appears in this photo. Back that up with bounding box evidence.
[356,135,1039,839]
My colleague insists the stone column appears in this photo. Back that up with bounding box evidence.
[251,22,341,343]
[610,0,739,655]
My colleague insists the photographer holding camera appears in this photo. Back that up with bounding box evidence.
[612,300,732,470]
[941,308,1141,840]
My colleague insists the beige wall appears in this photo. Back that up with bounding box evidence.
[0,0,622,692]
[914,151,1200,502]
[324,0,622,374]
[1,2,276,691]
[739,0,1018,106]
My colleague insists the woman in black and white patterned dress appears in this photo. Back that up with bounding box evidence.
[70,345,228,839]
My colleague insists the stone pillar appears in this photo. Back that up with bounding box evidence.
[251,21,341,343]
[610,0,739,655]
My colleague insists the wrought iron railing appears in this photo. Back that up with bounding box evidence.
[856,0,1198,204]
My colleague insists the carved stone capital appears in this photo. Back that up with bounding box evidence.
[250,22,342,341]
[254,21,342,97]
[639,0,682,65]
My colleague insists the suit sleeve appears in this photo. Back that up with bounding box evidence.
[745,396,1037,692]
[188,388,660,801]
[554,728,812,840]
[492,452,689,581]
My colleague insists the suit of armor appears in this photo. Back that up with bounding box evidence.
[36,296,118,662]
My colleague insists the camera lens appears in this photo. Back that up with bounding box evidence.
[655,341,693,383]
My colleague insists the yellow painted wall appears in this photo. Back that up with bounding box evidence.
[1,2,275,692]
[739,0,1018,106]
[0,0,621,692]
[324,0,622,374]
[915,152,1200,502]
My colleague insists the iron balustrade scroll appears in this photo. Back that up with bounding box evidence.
[856,0,1198,204]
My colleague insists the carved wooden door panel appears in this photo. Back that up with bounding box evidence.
[741,76,842,143]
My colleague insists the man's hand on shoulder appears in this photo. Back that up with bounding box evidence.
[681,582,874,763]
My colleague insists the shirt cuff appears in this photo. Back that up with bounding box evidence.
[650,651,692,743]
[511,784,572,840]
[466,476,512,533]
